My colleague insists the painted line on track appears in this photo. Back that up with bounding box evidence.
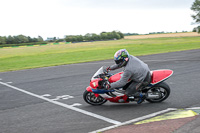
[89,108,177,133]
[91,108,200,133]
[0,81,121,125]
[186,107,200,110]
[134,109,197,125]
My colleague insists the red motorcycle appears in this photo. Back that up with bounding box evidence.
[83,66,173,105]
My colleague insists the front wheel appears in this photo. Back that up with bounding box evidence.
[146,82,170,103]
[83,90,107,105]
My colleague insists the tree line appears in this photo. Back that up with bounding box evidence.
[65,31,124,42]
[0,35,45,45]
[191,0,200,33]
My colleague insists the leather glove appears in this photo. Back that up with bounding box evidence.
[106,66,110,73]
[105,84,111,90]
[103,81,111,90]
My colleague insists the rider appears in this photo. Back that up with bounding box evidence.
[105,49,151,104]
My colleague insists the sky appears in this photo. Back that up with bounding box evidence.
[0,0,197,39]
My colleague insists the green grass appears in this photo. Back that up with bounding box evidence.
[0,36,200,72]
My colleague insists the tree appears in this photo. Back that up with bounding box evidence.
[112,31,120,39]
[65,31,124,43]
[117,31,124,39]
[191,0,200,33]
[84,33,92,41]
[76,35,83,42]
[28,36,33,42]
[17,35,29,43]
[32,38,38,42]
[38,36,43,42]
[0,36,6,44]
[6,35,15,44]
[91,33,100,41]
[65,36,71,42]
[100,32,108,40]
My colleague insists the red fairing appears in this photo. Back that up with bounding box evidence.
[109,72,123,83]
[86,86,92,92]
[90,78,102,88]
[86,86,99,97]
[151,69,173,85]
[106,95,129,103]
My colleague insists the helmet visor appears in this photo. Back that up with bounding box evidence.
[115,59,123,65]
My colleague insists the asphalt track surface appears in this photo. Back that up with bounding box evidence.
[0,49,200,133]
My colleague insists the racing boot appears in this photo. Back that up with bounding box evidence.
[137,93,146,104]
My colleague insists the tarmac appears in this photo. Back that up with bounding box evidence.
[102,107,200,133]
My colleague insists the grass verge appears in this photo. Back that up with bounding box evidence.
[0,36,200,72]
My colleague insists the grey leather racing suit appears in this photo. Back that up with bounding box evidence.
[110,55,151,96]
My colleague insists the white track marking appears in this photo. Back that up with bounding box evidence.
[186,107,200,110]
[6,82,13,84]
[0,81,121,125]
[51,95,74,101]
[41,94,51,97]
[70,103,82,107]
[89,108,177,133]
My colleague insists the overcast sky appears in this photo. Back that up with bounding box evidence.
[0,0,196,39]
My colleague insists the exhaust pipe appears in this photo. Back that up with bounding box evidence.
[146,92,160,99]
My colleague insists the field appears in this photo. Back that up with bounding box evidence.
[0,33,200,72]
[125,32,200,39]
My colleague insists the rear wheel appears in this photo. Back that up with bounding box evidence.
[146,82,170,103]
[83,90,107,105]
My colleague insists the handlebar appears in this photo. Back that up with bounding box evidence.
[94,73,112,83]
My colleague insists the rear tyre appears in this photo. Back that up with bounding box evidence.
[146,82,170,103]
[83,90,107,105]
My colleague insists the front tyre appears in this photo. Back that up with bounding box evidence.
[83,90,107,105]
[146,82,170,103]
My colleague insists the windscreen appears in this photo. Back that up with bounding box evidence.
[91,66,105,80]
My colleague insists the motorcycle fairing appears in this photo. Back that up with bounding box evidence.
[86,86,100,97]
[86,86,93,92]
[90,78,102,88]
[91,89,114,94]
[150,69,173,85]
[108,72,123,83]
[106,95,128,103]
[87,85,114,94]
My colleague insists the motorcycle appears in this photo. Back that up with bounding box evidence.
[83,66,173,105]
